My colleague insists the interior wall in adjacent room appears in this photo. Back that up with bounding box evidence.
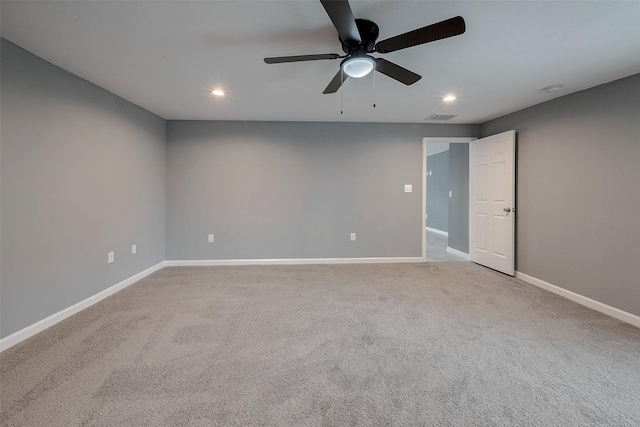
[447,143,469,253]
[426,150,450,233]
[480,73,640,317]
[1,39,166,339]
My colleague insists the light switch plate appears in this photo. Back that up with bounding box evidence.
[208,234,214,243]
[108,251,114,264]
[350,233,356,241]
[404,184,413,193]
[132,244,137,255]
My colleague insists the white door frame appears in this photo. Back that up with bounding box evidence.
[422,137,477,261]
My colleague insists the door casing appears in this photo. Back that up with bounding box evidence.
[422,137,476,261]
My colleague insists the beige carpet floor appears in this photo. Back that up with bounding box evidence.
[1,262,639,426]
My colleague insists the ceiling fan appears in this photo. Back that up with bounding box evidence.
[264,0,466,94]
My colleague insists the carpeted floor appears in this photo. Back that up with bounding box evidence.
[1,262,639,426]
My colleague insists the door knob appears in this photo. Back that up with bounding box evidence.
[503,207,511,213]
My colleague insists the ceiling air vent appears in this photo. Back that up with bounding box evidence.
[425,114,457,121]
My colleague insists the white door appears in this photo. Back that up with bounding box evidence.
[469,130,515,275]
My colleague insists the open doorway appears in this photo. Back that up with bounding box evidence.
[422,137,475,261]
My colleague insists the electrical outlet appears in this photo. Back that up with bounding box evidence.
[350,233,356,241]
[208,234,214,243]
[449,190,453,198]
[108,251,114,264]
[132,244,137,255]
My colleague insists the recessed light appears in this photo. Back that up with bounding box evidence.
[543,84,563,93]
[212,89,225,96]
[443,94,456,102]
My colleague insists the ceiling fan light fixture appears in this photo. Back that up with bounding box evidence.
[341,55,376,78]
[443,94,456,102]
[211,89,225,96]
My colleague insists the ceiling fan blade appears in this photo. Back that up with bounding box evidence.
[320,0,361,43]
[323,70,348,94]
[264,53,341,64]
[375,58,421,85]
[375,16,465,54]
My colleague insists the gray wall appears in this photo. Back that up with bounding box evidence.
[166,121,478,260]
[426,150,449,232]
[0,39,166,338]
[481,73,640,317]
[448,143,469,253]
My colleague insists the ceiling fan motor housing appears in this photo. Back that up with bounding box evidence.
[339,19,379,54]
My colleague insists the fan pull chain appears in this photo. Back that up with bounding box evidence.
[373,68,376,108]
[340,68,344,115]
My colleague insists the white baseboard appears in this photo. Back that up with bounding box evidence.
[426,227,448,236]
[446,247,470,260]
[0,261,166,352]
[515,271,640,328]
[166,257,424,267]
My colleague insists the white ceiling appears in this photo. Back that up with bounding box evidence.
[2,1,639,124]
